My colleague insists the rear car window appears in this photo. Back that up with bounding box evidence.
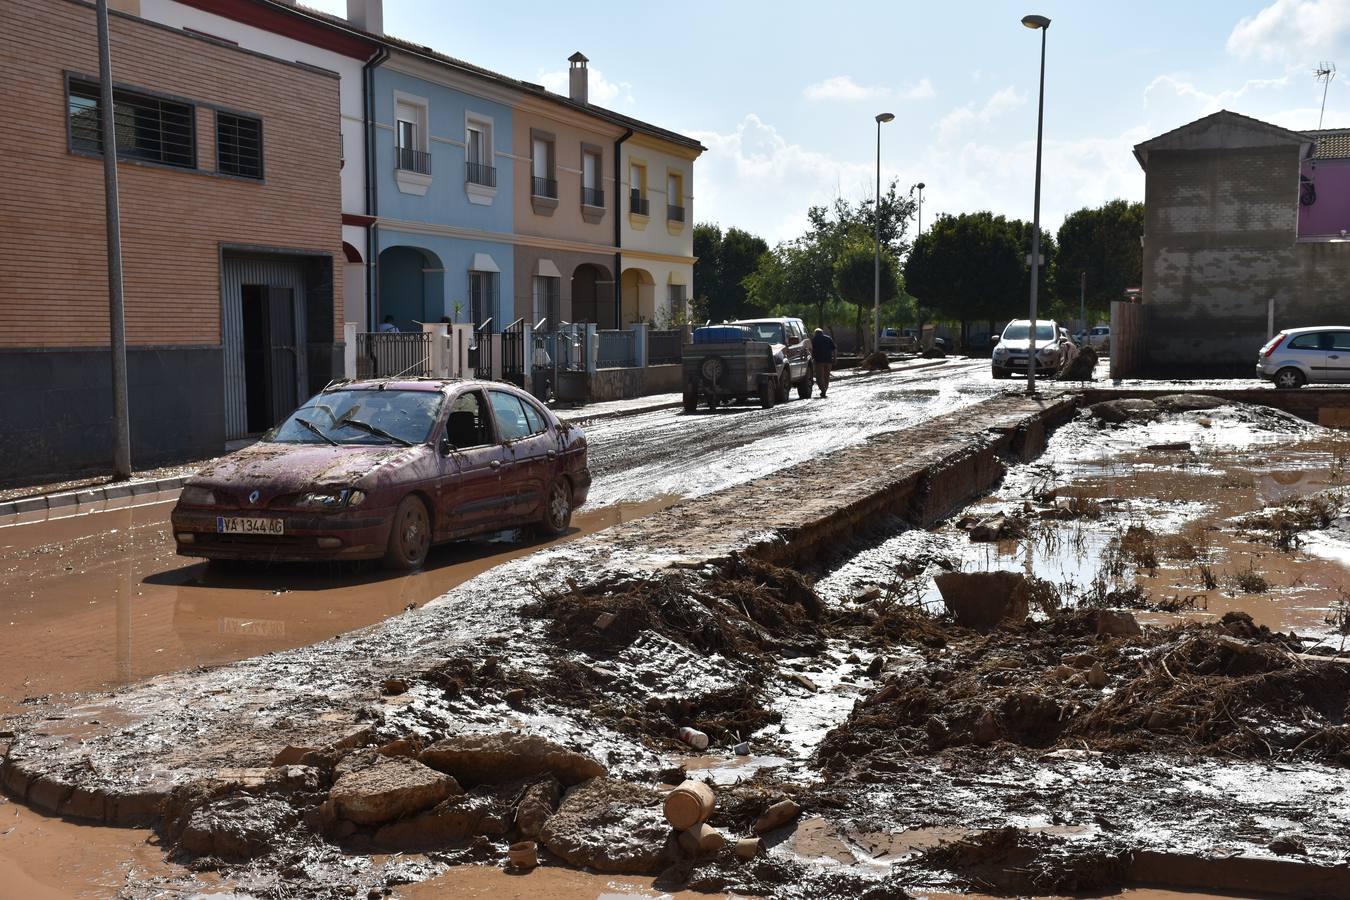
[489,391,531,442]
[1331,332,1350,352]
[1287,333,1323,350]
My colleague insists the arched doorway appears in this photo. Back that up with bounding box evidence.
[620,267,655,325]
[571,262,615,328]
[377,245,444,332]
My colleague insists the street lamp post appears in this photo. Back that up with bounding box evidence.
[874,112,894,355]
[97,0,131,477]
[1022,13,1050,395]
[916,182,925,236]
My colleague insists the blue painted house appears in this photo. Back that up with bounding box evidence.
[371,51,518,331]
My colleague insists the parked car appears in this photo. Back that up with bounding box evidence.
[1258,326,1350,388]
[171,379,589,570]
[1086,325,1110,353]
[878,327,919,353]
[990,319,1064,379]
[682,318,812,410]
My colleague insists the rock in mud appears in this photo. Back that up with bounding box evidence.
[329,755,460,826]
[1154,393,1226,413]
[420,732,605,787]
[372,789,509,851]
[1056,345,1098,381]
[858,351,891,371]
[1096,610,1142,637]
[515,776,562,839]
[1088,398,1158,424]
[176,795,295,860]
[752,798,802,834]
[934,571,1030,629]
[539,778,679,875]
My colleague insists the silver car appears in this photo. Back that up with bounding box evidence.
[1258,326,1350,388]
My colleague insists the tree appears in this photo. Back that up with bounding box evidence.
[833,234,900,348]
[1055,199,1144,324]
[904,212,1024,341]
[693,224,769,321]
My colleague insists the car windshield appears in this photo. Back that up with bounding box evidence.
[1002,323,1056,341]
[739,322,785,343]
[268,388,445,446]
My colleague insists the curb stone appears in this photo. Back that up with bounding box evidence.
[0,475,191,520]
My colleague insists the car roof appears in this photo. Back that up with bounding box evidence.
[732,318,797,325]
[323,377,500,394]
[1281,325,1350,334]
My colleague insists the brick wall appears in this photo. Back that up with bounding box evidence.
[1141,145,1350,376]
[0,0,343,349]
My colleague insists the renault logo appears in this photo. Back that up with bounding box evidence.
[248,490,261,505]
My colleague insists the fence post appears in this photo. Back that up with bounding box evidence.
[343,322,358,379]
[449,324,471,377]
[491,333,504,381]
[585,323,598,373]
[422,322,448,377]
[632,322,649,368]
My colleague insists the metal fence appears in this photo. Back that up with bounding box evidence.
[648,329,684,365]
[356,332,432,378]
[501,318,527,386]
[596,329,636,368]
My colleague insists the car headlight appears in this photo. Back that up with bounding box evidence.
[180,486,217,506]
[1038,345,1059,357]
[993,346,1009,359]
[294,488,365,510]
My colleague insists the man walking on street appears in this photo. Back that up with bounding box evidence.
[811,327,835,398]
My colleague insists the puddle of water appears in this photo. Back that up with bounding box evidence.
[395,863,749,899]
[0,493,678,714]
[0,799,193,899]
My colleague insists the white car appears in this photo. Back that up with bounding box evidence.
[1258,326,1350,388]
[991,319,1063,379]
[1086,326,1110,353]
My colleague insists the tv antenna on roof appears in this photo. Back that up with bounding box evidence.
[1315,62,1336,130]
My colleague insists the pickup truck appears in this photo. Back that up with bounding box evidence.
[682,319,813,411]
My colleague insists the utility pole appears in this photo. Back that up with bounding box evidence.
[1022,14,1050,395]
[873,112,894,355]
[97,0,131,478]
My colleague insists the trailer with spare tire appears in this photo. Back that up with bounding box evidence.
[681,324,811,412]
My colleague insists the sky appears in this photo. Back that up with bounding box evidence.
[308,0,1350,245]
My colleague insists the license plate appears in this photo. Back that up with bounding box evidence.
[216,516,284,535]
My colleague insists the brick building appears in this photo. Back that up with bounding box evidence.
[0,0,347,482]
[1126,110,1350,378]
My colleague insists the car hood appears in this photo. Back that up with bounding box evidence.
[190,441,424,494]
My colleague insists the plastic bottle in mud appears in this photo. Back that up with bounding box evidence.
[676,726,709,750]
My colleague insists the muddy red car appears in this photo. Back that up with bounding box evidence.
[171,378,590,569]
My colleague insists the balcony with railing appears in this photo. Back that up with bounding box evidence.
[581,186,605,208]
[532,175,558,199]
[630,189,649,216]
[395,146,431,175]
[667,204,686,223]
[466,161,496,187]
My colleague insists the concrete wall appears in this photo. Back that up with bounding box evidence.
[1140,145,1350,377]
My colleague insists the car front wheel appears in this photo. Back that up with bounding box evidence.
[383,495,431,571]
[1273,367,1306,389]
[540,477,573,536]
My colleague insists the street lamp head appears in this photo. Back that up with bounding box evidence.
[917,182,926,190]
[876,112,895,124]
[1021,13,1050,29]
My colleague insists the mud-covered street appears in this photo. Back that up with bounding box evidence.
[6,370,1350,900]
[0,359,991,713]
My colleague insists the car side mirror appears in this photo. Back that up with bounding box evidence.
[439,433,452,457]
[992,336,1000,344]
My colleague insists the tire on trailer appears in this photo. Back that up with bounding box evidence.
[683,382,699,413]
[759,378,776,409]
[383,494,432,571]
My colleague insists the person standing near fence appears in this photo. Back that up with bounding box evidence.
[811,328,835,398]
[378,315,399,333]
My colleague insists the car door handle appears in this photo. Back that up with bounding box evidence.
[489,459,502,470]
[1331,355,1341,360]
[546,450,557,460]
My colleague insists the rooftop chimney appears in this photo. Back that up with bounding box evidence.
[568,52,588,104]
[347,0,383,35]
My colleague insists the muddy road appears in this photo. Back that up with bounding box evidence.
[0,359,996,713]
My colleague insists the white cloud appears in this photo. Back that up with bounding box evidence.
[1227,0,1350,62]
[803,75,935,102]
[536,67,634,107]
[935,86,1026,141]
[1143,72,1293,112]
